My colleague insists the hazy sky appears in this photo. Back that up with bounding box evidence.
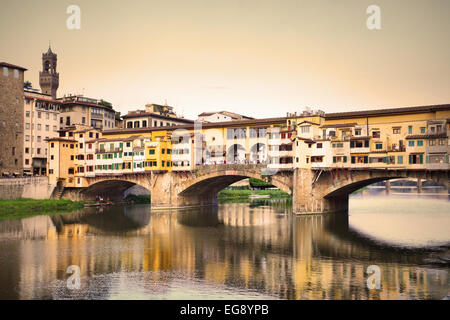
[1,0,449,119]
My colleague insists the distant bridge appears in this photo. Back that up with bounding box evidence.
[59,164,449,214]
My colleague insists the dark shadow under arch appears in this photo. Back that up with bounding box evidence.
[79,179,150,201]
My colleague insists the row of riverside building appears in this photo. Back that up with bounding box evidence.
[0,46,193,177]
[2,46,449,186]
[46,104,450,188]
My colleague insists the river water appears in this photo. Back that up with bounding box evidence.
[0,190,449,300]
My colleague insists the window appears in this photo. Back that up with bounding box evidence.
[37,148,41,154]
[429,139,436,146]
[438,139,446,146]
[25,147,29,153]
[50,142,54,148]
[37,124,41,130]
[372,131,380,138]
[408,126,412,134]
[149,149,155,155]
[45,112,49,119]
[45,125,49,131]
[397,156,403,164]
[375,143,383,149]
[420,127,426,134]
[53,114,57,120]
[300,126,310,133]
[355,129,361,136]
[393,128,401,134]
[3,67,8,76]
[14,69,19,78]
[417,140,423,146]
[53,125,57,132]
[82,117,86,124]
[25,123,30,129]
[409,154,423,164]
[316,143,322,148]
[37,136,41,142]
[408,141,414,147]
[37,112,41,119]
[26,111,30,117]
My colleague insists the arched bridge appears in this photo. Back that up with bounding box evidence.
[78,164,293,208]
[63,165,448,214]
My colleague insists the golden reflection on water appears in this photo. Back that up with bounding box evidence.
[0,196,448,300]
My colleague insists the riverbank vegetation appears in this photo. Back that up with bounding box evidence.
[0,198,85,220]
[218,186,290,199]
[124,194,151,204]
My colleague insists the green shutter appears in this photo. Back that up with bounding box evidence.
[419,154,423,164]
[343,156,347,163]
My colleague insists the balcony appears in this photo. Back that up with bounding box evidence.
[96,147,123,153]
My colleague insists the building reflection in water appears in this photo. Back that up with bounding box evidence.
[0,196,448,300]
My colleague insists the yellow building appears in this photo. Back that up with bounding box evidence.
[46,137,77,187]
[145,131,172,172]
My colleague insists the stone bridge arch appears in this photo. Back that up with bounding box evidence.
[76,175,153,201]
[293,168,449,214]
[151,164,293,208]
[177,166,292,206]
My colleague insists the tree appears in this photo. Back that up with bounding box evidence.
[98,99,113,109]
[24,81,32,89]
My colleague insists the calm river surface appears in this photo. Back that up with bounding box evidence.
[0,191,449,300]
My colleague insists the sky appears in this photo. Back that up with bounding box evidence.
[1,0,449,120]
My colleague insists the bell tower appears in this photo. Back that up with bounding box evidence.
[39,45,59,99]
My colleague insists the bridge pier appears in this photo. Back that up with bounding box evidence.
[292,168,349,214]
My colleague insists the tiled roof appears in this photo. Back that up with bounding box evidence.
[320,123,357,128]
[198,111,253,120]
[44,137,77,142]
[0,62,27,71]
[405,133,447,139]
[325,104,450,119]
[123,112,194,123]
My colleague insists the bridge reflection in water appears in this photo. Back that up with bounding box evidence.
[0,197,448,300]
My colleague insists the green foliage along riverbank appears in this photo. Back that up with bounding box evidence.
[124,194,151,204]
[0,198,85,220]
[218,188,290,199]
